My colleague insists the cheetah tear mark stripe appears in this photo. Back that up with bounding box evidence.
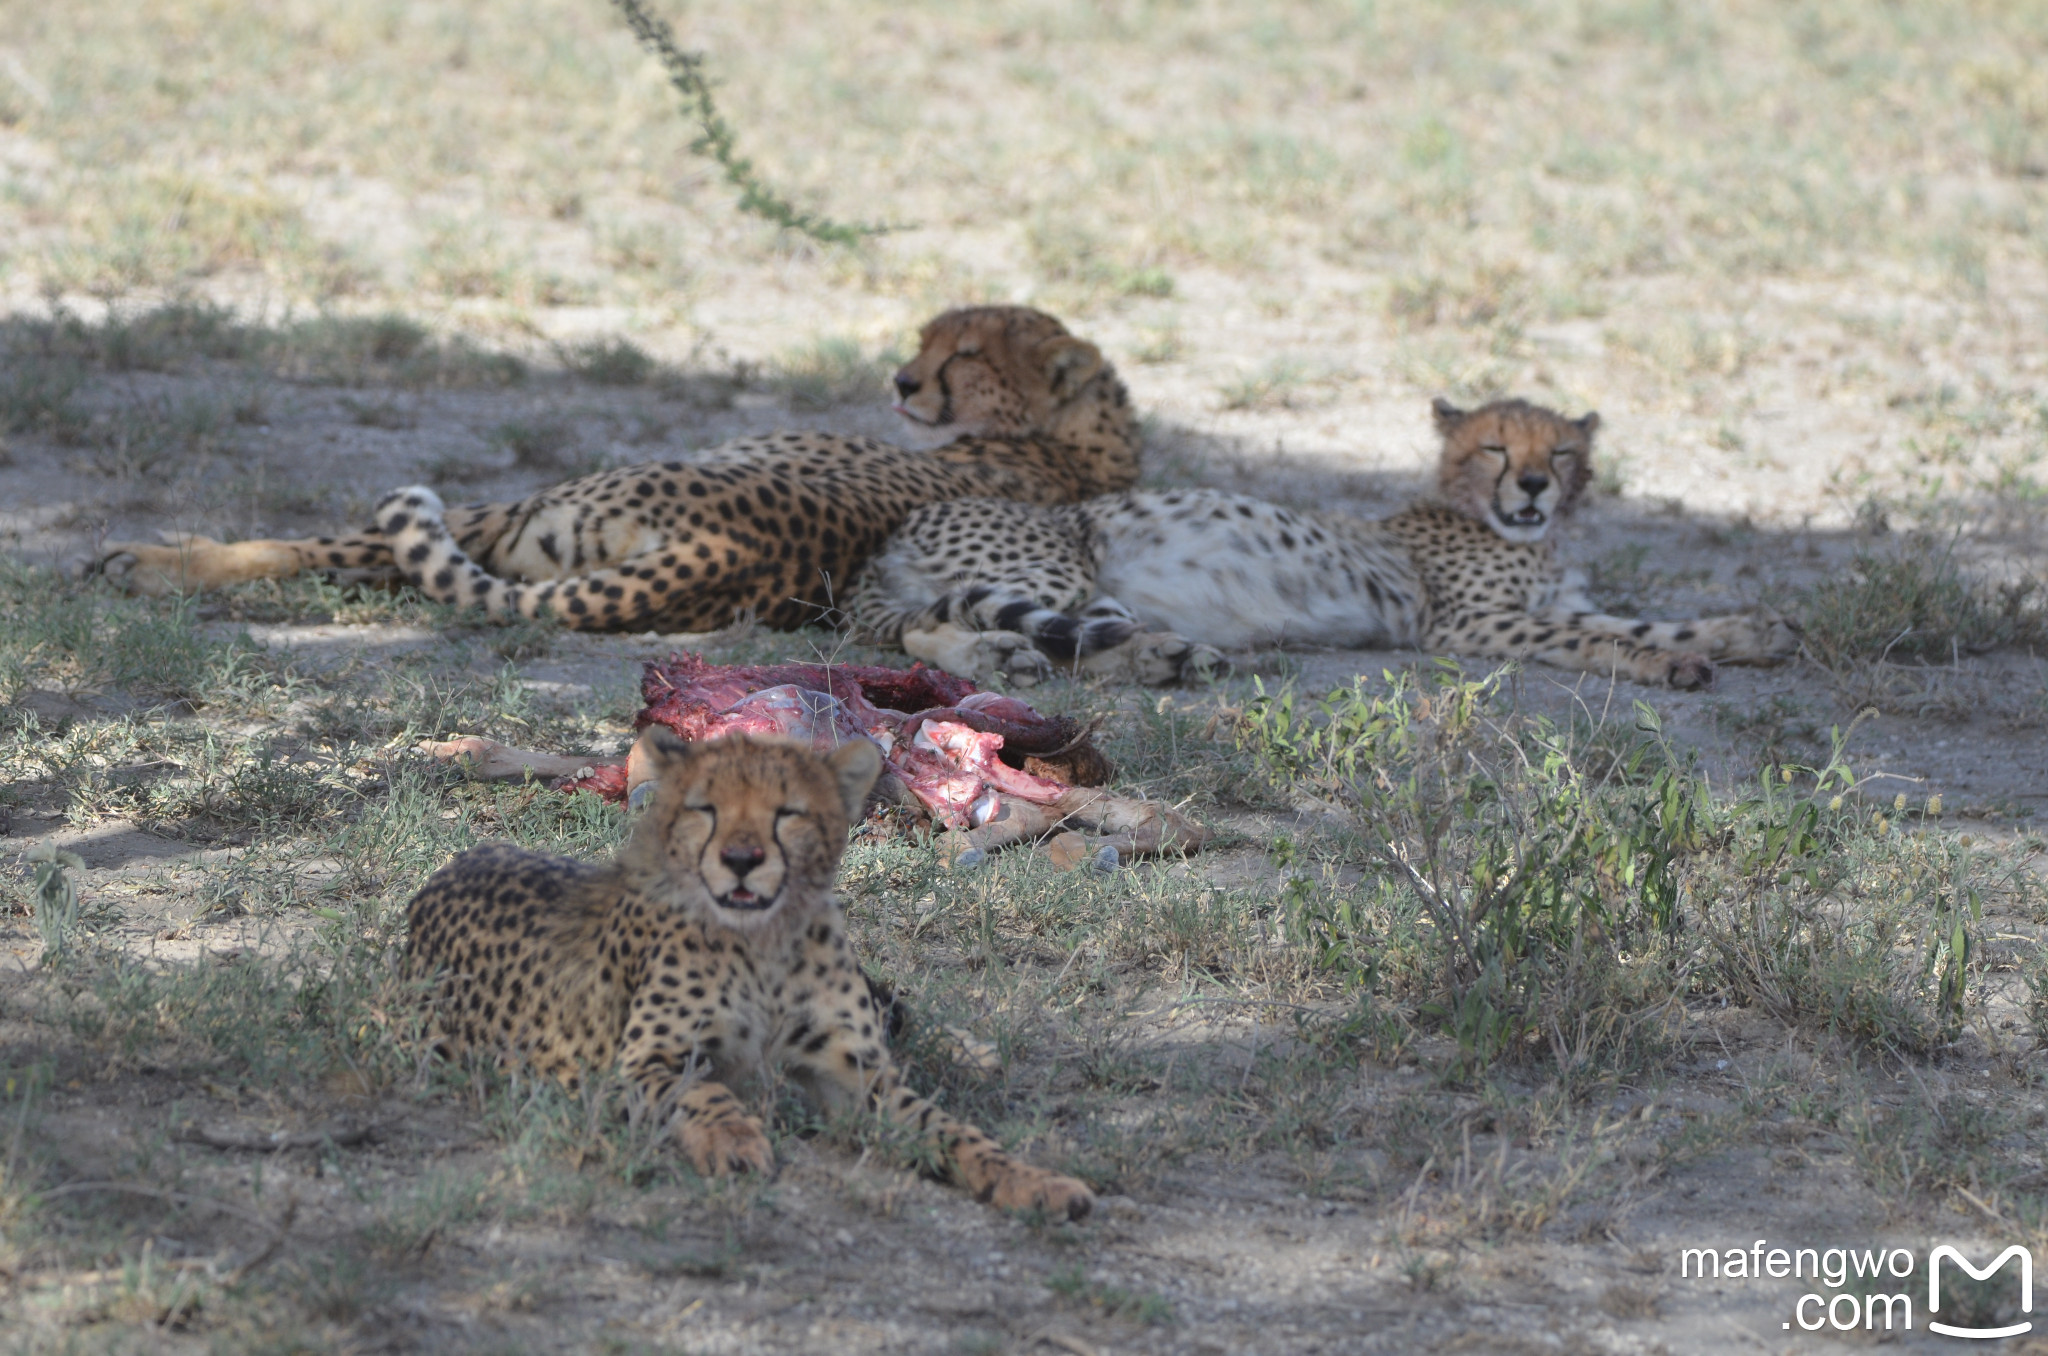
[930,350,961,427]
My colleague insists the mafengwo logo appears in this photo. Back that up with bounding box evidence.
[1678,1240,2032,1337]
[1928,1246,2031,1340]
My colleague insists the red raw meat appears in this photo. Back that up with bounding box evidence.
[565,653,1089,831]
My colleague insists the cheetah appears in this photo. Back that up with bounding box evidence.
[405,728,1093,1218]
[848,397,1800,690]
[91,306,1139,634]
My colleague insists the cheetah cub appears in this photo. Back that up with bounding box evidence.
[404,729,1093,1219]
[850,398,1799,690]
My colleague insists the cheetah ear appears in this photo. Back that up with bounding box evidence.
[825,739,884,817]
[1431,397,1466,434]
[1040,337,1104,398]
[625,726,692,810]
[1575,410,1601,440]
[636,724,694,767]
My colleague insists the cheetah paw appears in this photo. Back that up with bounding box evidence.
[678,1109,775,1177]
[902,624,1050,685]
[1177,642,1230,684]
[992,635,1056,687]
[1665,652,1717,691]
[987,1164,1095,1221]
[1736,606,1804,661]
[84,536,225,596]
[1112,631,1220,686]
[954,630,1053,686]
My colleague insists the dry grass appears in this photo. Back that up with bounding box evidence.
[0,2,2038,478]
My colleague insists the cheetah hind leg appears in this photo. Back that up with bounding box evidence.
[86,531,393,596]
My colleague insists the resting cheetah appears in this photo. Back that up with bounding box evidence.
[93,306,1138,634]
[849,398,1799,690]
[405,728,1093,1218]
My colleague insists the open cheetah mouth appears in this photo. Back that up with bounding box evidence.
[718,886,775,911]
[1500,505,1546,527]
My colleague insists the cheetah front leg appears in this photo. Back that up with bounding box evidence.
[618,979,775,1176]
[780,982,1093,1218]
[866,1063,1093,1218]
[1677,606,1803,663]
[1435,609,1720,689]
[1514,606,1799,687]
[672,1081,776,1176]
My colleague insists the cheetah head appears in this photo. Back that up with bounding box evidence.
[618,729,883,938]
[1433,397,1599,544]
[892,306,1108,439]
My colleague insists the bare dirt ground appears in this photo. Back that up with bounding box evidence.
[5,1,2048,1352]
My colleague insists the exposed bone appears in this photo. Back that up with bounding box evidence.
[944,784,1212,867]
[420,737,611,783]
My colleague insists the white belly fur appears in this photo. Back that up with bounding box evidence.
[1091,493,1419,650]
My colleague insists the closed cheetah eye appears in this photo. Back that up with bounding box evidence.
[1479,444,1508,457]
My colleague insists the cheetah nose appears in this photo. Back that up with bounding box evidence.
[1517,471,1550,495]
[720,842,767,875]
[893,371,920,399]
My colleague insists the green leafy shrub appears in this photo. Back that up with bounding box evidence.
[1240,667,1991,1073]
